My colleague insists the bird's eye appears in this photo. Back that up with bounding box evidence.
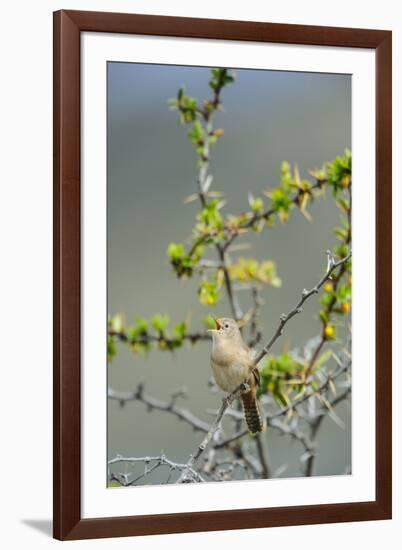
[224,323,229,329]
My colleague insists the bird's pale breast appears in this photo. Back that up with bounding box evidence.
[211,359,250,393]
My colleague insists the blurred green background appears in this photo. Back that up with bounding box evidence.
[107,62,351,482]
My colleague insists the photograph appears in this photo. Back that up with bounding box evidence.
[1,2,396,547]
[107,62,352,487]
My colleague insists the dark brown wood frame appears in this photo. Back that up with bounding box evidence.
[53,9,392,541]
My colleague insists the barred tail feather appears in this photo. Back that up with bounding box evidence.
[241,389,266,433]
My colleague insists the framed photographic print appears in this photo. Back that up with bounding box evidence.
[53,10,392,540]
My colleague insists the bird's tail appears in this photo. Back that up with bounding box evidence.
[241,387,266,434]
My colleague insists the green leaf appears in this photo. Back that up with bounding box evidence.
[274,390,289,407]
[248,193,264,214]
[203,315,216,329]
[319,310,329,323]
[167,243,185,261]
[127,318,148,341]
[188,120,205,145]
[326,149,352,194]
[314,350,333,370]
[107,336,116,363]
[173,321,187,340]
[270,188,292,214]
[151,314,170,332]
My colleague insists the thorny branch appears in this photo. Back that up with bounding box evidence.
[190,74,247,467]
[109,357,350,484]
[108,251,351,483]
[108,454,205,486]
[175,252,351,480]
[177,382,250,483]
[109,329,209,350]
[304,186,352,381]
[194,73,244,322]
[304,384,351,476]
[248,285,264,348]
[214,357,351,449]
[253,250,351,366]
[221,179,326,252]
[108,383,209,433]
[109,69,352,485]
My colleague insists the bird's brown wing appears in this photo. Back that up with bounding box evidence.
[251,367,260,387]
[244,347,260,387]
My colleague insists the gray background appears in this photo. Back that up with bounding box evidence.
[107,62,351,482]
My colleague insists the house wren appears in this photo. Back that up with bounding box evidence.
[208,317,265,433]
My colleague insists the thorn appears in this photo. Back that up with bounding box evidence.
[326,249,335,270]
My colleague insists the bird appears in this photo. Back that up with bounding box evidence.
[208,317,266,434]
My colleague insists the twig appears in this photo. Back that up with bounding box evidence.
[253,250,351,366]
[176,252,351,476]
[109,454,205,485]
[248,285,264,347]
[255,434,270,478]
[214,359,351,449]
[304,195,351,380]
[218,247,243,321]
[221,180,326,252]
[109,329,209,349]
[192,74,243,322]
[177,382,249,482]
[304,385,351,476]
[108,383,210,433]
[202,457,252,481]
[270,417,314,461]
